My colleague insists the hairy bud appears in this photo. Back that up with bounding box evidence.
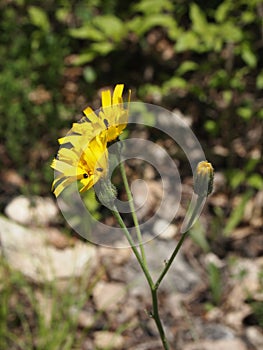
[194,161,214,197]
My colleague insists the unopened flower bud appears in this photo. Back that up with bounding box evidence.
[95,178,117,207]
[194,161,214,197]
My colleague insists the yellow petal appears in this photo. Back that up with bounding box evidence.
[51,176,64,190]
[83,107,100,123]
[53,177,75,197]
[58,135,80,145]
[101,89,112,109]
[51,159,82,177]
[79,176,94,193]
[112,84,124,105]
[57,148,79,163]
[71,122,93,134]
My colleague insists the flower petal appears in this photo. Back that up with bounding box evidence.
[101,89,112,109]
[83,107,100,123]
[112,84,124,105]
[51,159,82,177]
[53,177,75,197]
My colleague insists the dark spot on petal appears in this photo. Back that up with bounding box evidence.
[96,167,103,172]
[79,115,91,123]
[103,119,109,128]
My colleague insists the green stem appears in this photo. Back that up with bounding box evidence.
[114,156,205,349]
[113,205,169,349]
[119,161,147,266]
[112,207,154,290]
[151,288,170,350]
[155,195,204,289]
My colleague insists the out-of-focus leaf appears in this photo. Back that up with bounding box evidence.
[92,15,125,42]
[208,262,222,305]
[215,0,233,23]
[175,31,199,52]
[228,170,245,189]
[247,174,263,190]
[219,22,243,42]
[256,71,263,89]
[72,52,96,65]
[241,43,257,68]
[190,3,207,34]
[83,66,96,83]
[138,84,162,102]
[163,77,187,93]
[128,14,176,36]
[90,42,114,55]
[70,15,125,42]
[245,158,260,173]
[28,6,50,32]
[241,10,255,24]
[204,120,218,136]
[222,90,233,105]
[69,26,105,41]
[56,8,70,23]
[177,61,198,75]
[237,106,253,120]
[209,69,228,88]
[132,0,173,14]
[190,221,210,253]
[224,190,254,236]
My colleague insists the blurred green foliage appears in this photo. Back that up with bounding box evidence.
[0,0,262,200]
[0,0,73,194]
[0,257,88,349]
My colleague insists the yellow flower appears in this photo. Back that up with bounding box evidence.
[51,84,130,197]
[51,134,108,197]
[59,84,130,146]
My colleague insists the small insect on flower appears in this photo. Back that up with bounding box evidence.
[194,161,214,197]
[51,134,108,197]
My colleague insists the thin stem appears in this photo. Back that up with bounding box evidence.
[119,161,147,265]
[112,206,169,349]
[151,288,170,350]
[155,231,188,289]
[112,207,154,290]
[113,157,205,350]
[155,195,204,289]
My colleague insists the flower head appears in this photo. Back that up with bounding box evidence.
[194,161,214,197]
[51,84,130,197]
[60,84,130,146]
[51,134,108,197]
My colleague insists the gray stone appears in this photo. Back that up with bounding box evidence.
[0,215,97,283]
[184,339,247,350]
[93,281,127,312]
[202,323,235,340]
[5,195,58,226]
[93,331,125,349]
[246,326,263,349]
[153,220,177,240]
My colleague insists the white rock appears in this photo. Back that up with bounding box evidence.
[77,310,95,329]
[98,245,131,266]
[153,220,177,240]
[93,281,126,312]
[94,331,125,350]
[0,215,97,283]
[184,339,247,350]
[246,326,263,349]
[5,195,58,226]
